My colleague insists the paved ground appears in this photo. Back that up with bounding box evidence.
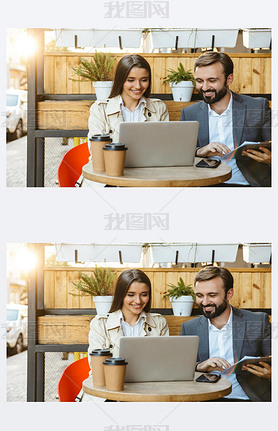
[6,136,74,187]
[6,350,27,401]
[7,350,75,402]
[6,135,27,187]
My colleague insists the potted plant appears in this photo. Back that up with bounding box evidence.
[71,266,116,314]
[70,52,116,99]
[163,277,195,316]
[163,63,195,102]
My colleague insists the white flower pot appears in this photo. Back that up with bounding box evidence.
[170,296,194,316]
[93,295,113,314]
[93,81,113,100]
[170,81,194,102]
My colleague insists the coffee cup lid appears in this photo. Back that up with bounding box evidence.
[103,357,128,365]
[103,142,127,151]
[90,348,112,357]
[90,134,112,142]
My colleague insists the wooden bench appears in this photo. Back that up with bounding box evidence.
[36,97,271,131]
[37,314,197,344]
[37,100,195,130]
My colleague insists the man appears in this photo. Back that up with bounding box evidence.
[180,52,271,186]
[180,266,271,401]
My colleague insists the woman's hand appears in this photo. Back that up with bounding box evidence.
[242,361,271,380]
[242,147,271,166]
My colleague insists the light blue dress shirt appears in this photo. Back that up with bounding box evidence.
[208,93,249,185]
[208,308,249,399]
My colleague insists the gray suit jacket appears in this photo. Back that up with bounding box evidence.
[180,307,271,401]
[180,92,271,186]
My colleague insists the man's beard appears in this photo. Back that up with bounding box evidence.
[198,299,228,319]
[199,82,228,105]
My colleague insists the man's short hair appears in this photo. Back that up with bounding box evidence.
[194,266,234,294]
[194,52,234,79]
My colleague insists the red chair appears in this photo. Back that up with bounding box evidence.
[57,143,90,187]
[58,357,90,402]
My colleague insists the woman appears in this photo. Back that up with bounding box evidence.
[79,270,168,401]
[88,269,169,357]
[88,54,169,143]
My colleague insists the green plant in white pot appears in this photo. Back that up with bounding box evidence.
[163,63,195,102]
[71,267,116,314]
[163,278,195,316]
[70,52,116,100]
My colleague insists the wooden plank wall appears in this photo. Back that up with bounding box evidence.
[44,267,271,310]
[44,53,271,95]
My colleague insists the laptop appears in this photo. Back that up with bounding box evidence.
[119,121,199,168]
[119,336,199,382]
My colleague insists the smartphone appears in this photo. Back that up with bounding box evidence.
[195,159,221,168]
[195,373,221,383]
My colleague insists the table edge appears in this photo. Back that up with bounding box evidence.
[82,377,232,402]
[82,163,232,187]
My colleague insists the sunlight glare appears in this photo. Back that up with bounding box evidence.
[17,33,37,58]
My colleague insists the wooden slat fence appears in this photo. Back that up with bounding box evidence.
[44,267,271,310]
[44,53,271,95]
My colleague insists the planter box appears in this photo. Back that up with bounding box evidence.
[92,30,143,48]
[242,243,271,263]
[149,29,238,49]
[150,243,239,264]
[243,29,271,49]
[195,244,239,263]
[150,244,196,264]
[55,29,93,47]
[149,30,196,49]
[55,29,143,48]
[194,29,238,48]
[55,244,142,263]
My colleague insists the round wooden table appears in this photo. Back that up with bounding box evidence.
[82,159,232,187]
[82,373,232,402]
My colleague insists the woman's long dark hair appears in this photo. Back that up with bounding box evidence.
[109,54,152,98]
[109,269,152,313]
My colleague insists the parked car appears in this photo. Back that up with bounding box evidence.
[6,303,28,354]
[6,89,27,140]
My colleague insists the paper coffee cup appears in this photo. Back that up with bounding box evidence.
[90,349,112,386]
[103,143,127,177]
[90,134,112,172]
[103,357,128,391]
